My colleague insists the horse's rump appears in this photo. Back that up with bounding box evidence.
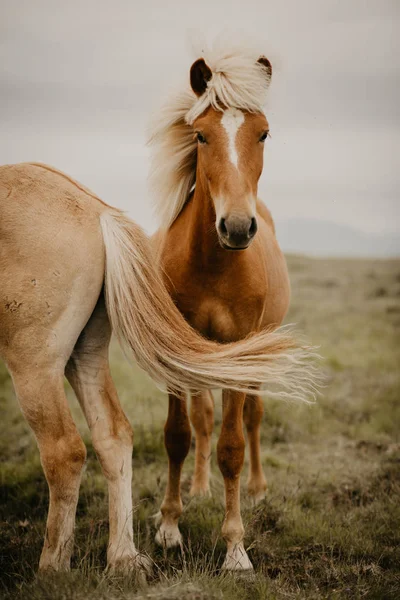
[0,163,106,369]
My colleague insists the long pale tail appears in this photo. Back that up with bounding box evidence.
[100,211,319,401]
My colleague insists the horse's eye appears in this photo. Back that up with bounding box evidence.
[259,131,269,143]
[196,132,207,144]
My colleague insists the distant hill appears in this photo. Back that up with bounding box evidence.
[275,218,400,258]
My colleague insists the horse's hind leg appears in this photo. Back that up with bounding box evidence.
[243,393,267,505]
[190,390,214,497]
[11,368,86,571]
[65,296,149,575]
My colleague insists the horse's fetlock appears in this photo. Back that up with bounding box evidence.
[161,499,182,521]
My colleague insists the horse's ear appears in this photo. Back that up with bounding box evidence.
[190,58,212,96]
[257,56,272,81]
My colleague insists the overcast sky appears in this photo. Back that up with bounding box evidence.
[1,0,399,249]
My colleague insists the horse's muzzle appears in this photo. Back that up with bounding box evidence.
[217,215,257,249]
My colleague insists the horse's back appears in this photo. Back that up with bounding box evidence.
[0,163,107,373]
[0,162,108,221]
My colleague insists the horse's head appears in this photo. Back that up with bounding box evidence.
[189,57,271,250]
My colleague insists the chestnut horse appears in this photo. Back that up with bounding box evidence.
[0,162,314,576]
[150,46,306,570]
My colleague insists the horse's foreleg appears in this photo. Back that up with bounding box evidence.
[243,393,267,504]
[12,370,86,571]
[155,392,191,548]
[190,390,214,497]
[217,389,253,571]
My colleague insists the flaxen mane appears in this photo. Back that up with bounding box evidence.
[148,44,272,229]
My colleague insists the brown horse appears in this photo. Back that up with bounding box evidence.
[0,162,314,575]
[150,46,307,570]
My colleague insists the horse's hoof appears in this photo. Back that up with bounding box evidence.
[248,489,267,507]
[247,480,267,507]
[106,553,152,581]
[221,543,254,573]
[155,523,183,549]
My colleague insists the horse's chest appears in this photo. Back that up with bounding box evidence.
[160,237,290,343]
[173,279,265,343]
[192,298,243,341]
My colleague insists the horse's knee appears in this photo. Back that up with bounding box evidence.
[217,433,245,480]
[41,433,86,492]
[164,414,191,464]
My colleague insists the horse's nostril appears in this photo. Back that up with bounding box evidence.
[219,218,228,237]
[249,217,258,238]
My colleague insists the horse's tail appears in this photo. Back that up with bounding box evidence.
[100,211,319,400]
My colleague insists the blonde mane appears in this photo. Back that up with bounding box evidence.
[148,43,272,229]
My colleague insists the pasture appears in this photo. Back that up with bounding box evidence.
[1,255,399,599]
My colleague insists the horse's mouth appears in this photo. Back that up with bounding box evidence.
[218,238,251,251]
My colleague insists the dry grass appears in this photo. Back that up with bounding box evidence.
[1,255,399,599]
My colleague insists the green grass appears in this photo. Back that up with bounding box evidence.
[1,256,400,599]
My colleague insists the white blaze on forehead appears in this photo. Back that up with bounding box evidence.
[221,108,245,169]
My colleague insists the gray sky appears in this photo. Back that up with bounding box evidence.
[1,0,399,249]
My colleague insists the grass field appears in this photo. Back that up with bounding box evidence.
[1,255,399,599]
